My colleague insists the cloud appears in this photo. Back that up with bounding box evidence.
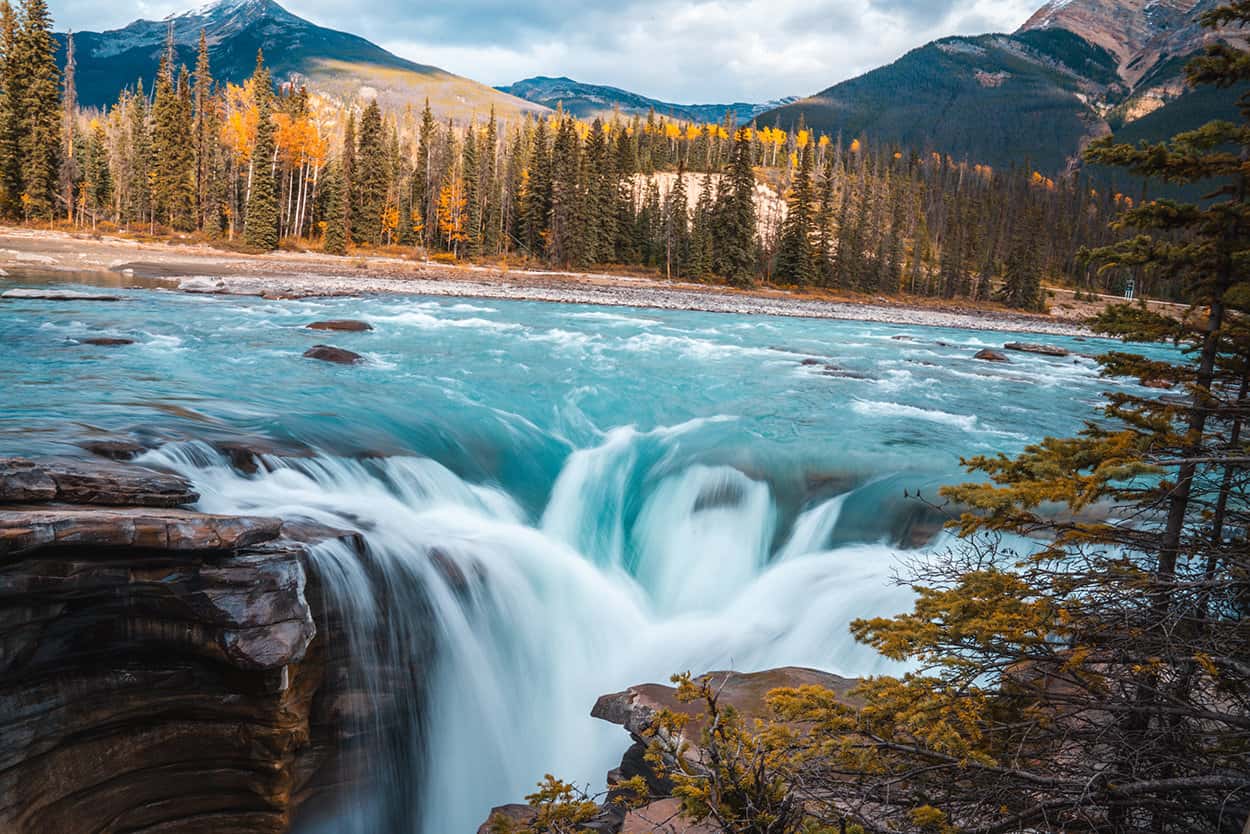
[50,0,1042,102]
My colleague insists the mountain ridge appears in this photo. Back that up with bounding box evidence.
[57,0,545,122]
[756,0,1244,175]
[497,75,796,124]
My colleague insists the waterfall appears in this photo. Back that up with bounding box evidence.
[144,426,916,833]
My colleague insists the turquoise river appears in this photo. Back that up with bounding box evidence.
[0,274,1169,832]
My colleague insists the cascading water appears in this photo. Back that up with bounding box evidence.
[0,279,1173,832]
[145,428,919,834]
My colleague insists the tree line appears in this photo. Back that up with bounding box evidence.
[0,1,1171,308]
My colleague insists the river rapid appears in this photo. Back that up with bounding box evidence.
[0,276,1167,832]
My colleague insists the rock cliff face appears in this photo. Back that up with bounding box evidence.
[0,456,382,833]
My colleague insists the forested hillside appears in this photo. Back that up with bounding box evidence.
[0,0,1206,311]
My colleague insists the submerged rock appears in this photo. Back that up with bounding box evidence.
[0,456,198,506]
[1004,341,1070,357]
[78,438,149,460]
[306,319,373,332]
[974,348,1009,362]
[80,337,134,346]
[1,288,121,301]
[304,344,363,365]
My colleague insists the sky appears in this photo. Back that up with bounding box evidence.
[51,0,1045,103]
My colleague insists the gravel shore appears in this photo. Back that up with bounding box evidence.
[0,227,1095,336]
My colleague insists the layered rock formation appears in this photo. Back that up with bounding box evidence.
[0,456,379,833]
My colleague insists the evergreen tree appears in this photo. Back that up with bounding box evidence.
[14,0,59,219]
[243,55,277,250]
[340,111,355,243]
[997,209,1044,310]
[321,160,348,255]
[714,127,756,285]
[57,29,76,223]
[150,32,195,230]
[352,99,387,245]
[775,136,816,285]
[0,1,20,216]
[125,80,151,227]
[192,29,218,231]
[461,123,480,257]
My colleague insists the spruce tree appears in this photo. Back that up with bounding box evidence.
[352,99,387,245]
[14,0,59,220]
[714,127,756,285]
[0,1,20,216]
[192,30,217,231]
[997,209,1043,310]
[774,137,815,285]
[126,80,151,227]
[461,123,480,257]
[243,56,277,250]
[57,29,76,223]
[150,34,195,231]
[321,160,348,255]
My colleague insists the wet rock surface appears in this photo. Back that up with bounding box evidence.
[1004,341,1070,357]
[974,348,1009,362]
[306,319,373,332]
[80,336,135,346]
[303,344,363,365]
[0,457,199,507]
[0,454,381,834]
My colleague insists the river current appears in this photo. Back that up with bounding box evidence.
[0,276,1166,832]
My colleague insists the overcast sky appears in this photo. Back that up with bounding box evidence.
[51,0,1044,102]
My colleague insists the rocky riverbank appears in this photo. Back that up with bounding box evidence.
[0,454,407,833]
[479,668,859,834]
[0,226,1128,336]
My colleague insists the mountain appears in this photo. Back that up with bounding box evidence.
[757,0,1245,175]
[58,0,545,122]
[497,76,797,124]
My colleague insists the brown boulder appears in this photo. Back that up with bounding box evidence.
[478,803,536,834]
[1004,341,1069,357]
[78,438,149,460]
[973,349,1009,362]
[303,345,363,365]
[594,667,860,748]
[0,457,197,507]
[306,319,373,332]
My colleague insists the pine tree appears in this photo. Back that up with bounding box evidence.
[14,0,59,220]
[192,30,218,231]
[150,31,195,230]
[340,111,355,243]
[521,116,552,257]
[997,209,1043,310]
[57,29,76,223]
[352,99,387,245]
[321,160,348,255]
[775,135,815,285]
[461,123,480,257]
[714,127,756,285]
[413,99,434,248]
[243,55,277,250]
[126,80,151,227]
[0,1,20,216]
